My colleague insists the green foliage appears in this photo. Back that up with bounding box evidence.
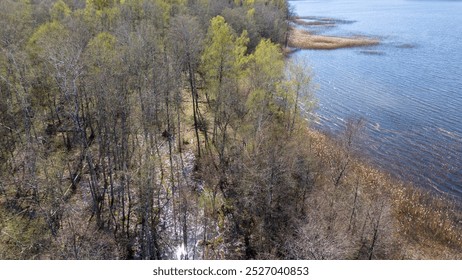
[202,16,236,73]
[27,21,69,56]
[201,16,249,98]
[245,38,284,120]
[86,0,116,10]
[81,0,121,32]
[85,32,118,71]
[51,0,72,21]
[88,32,117,53]
[245,88,265,112]
[252,38,284,82]
[234,0,255,6]
[159,0,185,28]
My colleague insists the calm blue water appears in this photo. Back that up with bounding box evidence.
[290,0,462,197]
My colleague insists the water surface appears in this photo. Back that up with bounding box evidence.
[290,0,462,197]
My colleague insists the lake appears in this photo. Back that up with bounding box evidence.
[289,0,462,197]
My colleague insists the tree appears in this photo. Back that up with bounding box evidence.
[280,59,315,133]
[245,38,284,134]
[169,15,204,157]
[201,15,249,149]
[253,1,289,45]
[50,0,72,21]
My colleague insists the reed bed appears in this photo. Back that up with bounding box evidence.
[288,28,379,50]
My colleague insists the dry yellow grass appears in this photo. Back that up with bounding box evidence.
[303,128,462,259]
[288,28,379,50]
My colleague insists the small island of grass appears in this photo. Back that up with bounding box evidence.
[288,27,379,50]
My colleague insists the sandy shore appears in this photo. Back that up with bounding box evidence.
[288,27,379,50]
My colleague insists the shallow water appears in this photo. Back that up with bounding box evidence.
[290,0,462,197]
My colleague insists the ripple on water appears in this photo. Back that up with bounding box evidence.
[291,0,462,196]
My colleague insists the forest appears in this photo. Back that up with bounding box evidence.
[1,0,461,259]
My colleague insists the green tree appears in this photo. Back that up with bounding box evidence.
[245,38,284,134]
[201,16,249,145]
[50,0,72,21]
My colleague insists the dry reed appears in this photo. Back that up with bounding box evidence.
[288,28,379,50]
